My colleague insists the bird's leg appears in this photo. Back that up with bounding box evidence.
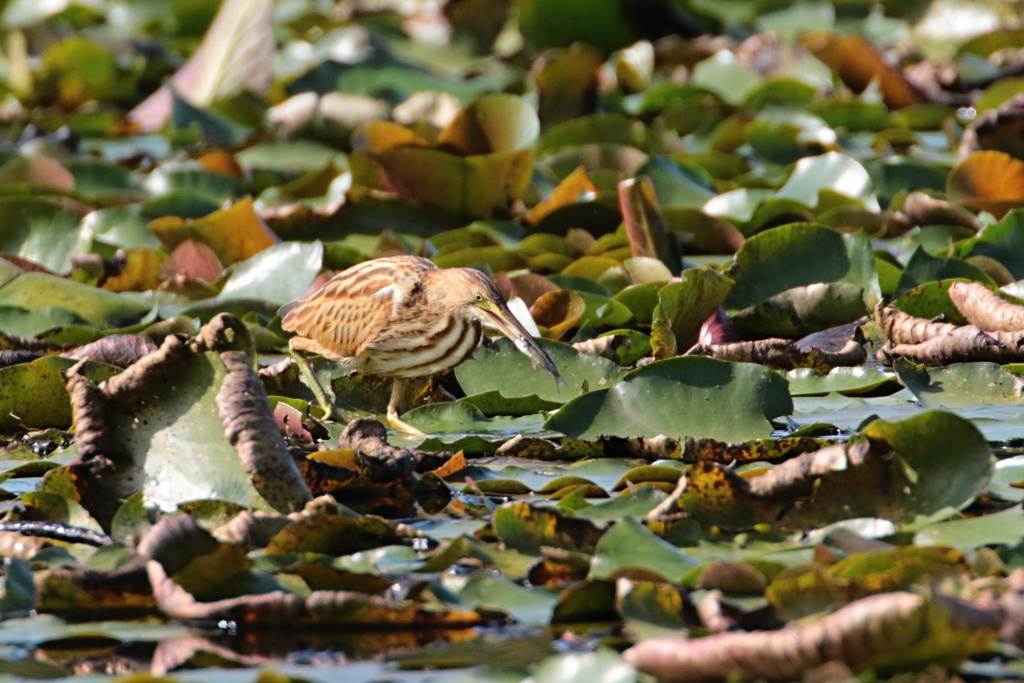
[289,339,340,422]
[386,377,424,435]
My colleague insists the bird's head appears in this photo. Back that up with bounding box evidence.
[441,268,563,383]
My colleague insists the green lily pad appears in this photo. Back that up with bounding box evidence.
[0,198,91,273]
[775,152,879,210]
[889,279,973,323]
[961,208,1024,280]
[893,247,996,299]
[455,571,558,626]
[571,487,670,524]
[786,366,897,396]
[635,155,716,209]
[731,282,868,339]
[0,356,121,431]
[0,306,91,339]
[459,390,562,417]
[724,224,877,310]
[402,401,547,436]
[218,240,323,305]
[860,411,993,518]
[590,517,698,582]
[0,273,152,328]
[64,318,311,520]
[988,456,1024,502]
[650,268,733,357]
[914,506,1024,551]
[546,356,793,442]
[456,337,627,404]
[894,360,1024,409]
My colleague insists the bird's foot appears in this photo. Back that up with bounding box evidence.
[386,407,425,436]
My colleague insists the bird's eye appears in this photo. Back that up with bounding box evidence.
[474,292,485,302]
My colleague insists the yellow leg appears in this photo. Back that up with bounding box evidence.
[386,377,424,435]
[289,339,340,422]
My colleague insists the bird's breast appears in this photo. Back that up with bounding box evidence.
[360,314,483,378]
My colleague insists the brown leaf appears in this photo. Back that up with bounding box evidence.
[619,175,682,275]
[147,559,484,627]
[948,281,1024,332]
[948,151,1024,218]
[801,33,917,110]
[62,335,157,368]
[149,197,279,266]
[525,166,598,225]
[530,289,586,340]
[160,240,225,283]
[626,592,1001,681]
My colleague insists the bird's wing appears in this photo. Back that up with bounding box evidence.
[280,256,436,359]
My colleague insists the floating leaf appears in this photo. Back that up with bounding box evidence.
[893,247,995,298]
[149,197,279,266]
[650,268,733,358]
[371,147,533,218]
[493,501,603,556]
[775,152,879,211]
[218,240,323,305]
[438,94,540,155]
[948,151,1024,218]
[0,198,89,274]
[0,273,152,328]
[731,282,869,339]
[546,356,792,442]
[725,225,876,310]
[786,367,896,396]
[801,33,916,110]
[894,360,1024,409]
[65,315,311,523]
[456,337,626,404]
[0,356,120,431]
[591,517,698,582]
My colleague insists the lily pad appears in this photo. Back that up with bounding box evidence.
[218,240,323,305]
[0,356,121,431]
[64,316,311,522]
[590,517,698,582]
[0,273,149,328]
[455,337,627,404]
[725,224,877,310]
[893,247,996,298]
[786,366,897,396]
[546,356,793,442]
[776,152,880,210]
[0,197,89,273]
[894,360,1024,409]
[650,268,733,358]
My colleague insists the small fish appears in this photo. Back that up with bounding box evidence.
[515,335,567,389]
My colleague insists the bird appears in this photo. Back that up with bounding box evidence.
[278,255,562,434]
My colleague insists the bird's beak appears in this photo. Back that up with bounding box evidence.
[478,301,564,384]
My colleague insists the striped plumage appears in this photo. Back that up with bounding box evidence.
[279,255,561,433]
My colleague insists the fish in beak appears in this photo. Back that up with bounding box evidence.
[477,299,566,388]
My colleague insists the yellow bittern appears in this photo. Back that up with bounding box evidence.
[278,255,562,434]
